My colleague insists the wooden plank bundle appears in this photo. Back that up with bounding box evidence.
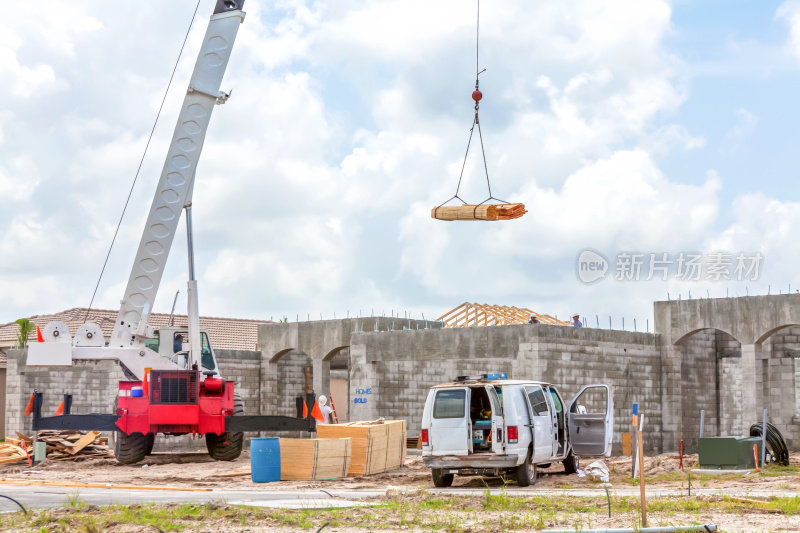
[278,438,351,481]
[317,420,406,476]
[431,203,527,221]
[10,431,113,461]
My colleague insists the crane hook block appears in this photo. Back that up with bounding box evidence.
[472,90,483,103]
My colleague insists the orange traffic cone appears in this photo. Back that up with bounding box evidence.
[54,400,64,416]
[24,393,34,416]
[310,401,325,423]
[36,326,44,343]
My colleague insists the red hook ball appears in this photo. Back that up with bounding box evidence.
[472,90,483,102]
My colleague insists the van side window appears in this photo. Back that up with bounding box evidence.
[433,389,466,419]
[549,388,563,413]
[527,388,549,416]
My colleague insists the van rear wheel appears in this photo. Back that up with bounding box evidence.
[431,468,454,488]
[563,450,579,474]
[514,452,537,487]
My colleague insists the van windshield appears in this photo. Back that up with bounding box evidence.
[433,389,466,419]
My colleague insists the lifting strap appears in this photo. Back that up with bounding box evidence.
[432,0,525,221]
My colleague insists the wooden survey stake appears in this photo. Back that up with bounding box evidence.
[637,413,647,528]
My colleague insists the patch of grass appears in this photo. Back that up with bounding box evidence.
[64,491,88,511]
[773,496,800,515]
[5,492,800,532]
[760,464,799,477]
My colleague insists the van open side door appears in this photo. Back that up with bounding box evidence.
[430,387,471,456]
[485,385,504,454]
[567,384,613,457]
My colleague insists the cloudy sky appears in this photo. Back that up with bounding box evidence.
[2,0,800,330]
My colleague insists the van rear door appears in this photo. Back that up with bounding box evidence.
[430,387,470,456]
[567,384,613,457]
[524,385,555,461]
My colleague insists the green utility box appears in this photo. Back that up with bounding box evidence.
[698,436,762,469]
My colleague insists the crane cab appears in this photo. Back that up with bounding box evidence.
[144,326,220,377]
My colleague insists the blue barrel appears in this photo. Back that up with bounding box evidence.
[250,437,280,482]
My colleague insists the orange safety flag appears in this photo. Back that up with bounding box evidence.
[54,400,64,416]
[302,401,308,418]
[310,402,325,423]
[36,326,44,343]
[24,393,34,417]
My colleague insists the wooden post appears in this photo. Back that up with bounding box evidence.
[637,413,647,528]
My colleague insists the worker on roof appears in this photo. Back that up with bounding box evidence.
[529,315,539,324]
[571,314,583,328]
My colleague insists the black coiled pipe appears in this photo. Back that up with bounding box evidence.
[749,422,789,466]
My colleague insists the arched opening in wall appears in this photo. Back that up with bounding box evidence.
[326,347,350,422]
[676,328,742,452]
[273,349,314,418]
[754,324,800,450]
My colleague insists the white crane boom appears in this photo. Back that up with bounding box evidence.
[110,1,245,349]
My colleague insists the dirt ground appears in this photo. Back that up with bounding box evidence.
[1,449,799,493]
[2,452,800,531]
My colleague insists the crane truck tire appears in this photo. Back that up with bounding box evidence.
[206,393,244,461]
[145,433,155,456]
[110,398,150,464]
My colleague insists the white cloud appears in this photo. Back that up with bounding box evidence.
[778,0,800,64]
[1,0,795,329]
[722,108,759,150]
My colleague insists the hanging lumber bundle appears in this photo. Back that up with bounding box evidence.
[317,420,407,476]
[278,438,351,481]
[11,431,113,461]
[431,203,526,221]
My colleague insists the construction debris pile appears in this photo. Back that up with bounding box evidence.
[5,431,113,464]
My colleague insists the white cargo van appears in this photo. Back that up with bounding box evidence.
[420,373,613,486]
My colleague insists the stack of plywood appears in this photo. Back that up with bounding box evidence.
[317,420,407,476]
[278,438,351,481]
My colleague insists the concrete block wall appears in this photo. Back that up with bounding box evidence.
[527,328,662,454]
[680,329,718,451]
[351,325,664,454]
[6,350,123,436]
[719,358,743,436]
[275,350,312,417]
[375,358,512,436]
[759,327,800,447]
